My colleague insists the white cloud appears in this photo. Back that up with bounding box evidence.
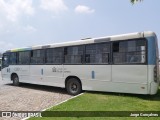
[23,25,37,33]
[75,5,95,14]
[0,0,34,22]
[40,0,68,14]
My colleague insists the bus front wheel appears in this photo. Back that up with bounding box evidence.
[13,75,19,86]
[66,78,82,96]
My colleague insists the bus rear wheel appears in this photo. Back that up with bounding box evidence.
[66,78,82,96]
[13,75,19,86]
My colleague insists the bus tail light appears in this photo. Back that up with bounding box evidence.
[154,66,158,82]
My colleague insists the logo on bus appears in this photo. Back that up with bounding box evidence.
[14,67,21,71]
[52,67,71,73]
[52,67,63,73]
[52,67,57,72]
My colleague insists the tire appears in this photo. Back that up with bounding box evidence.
[66,78,82,96]
[13,75,19,86]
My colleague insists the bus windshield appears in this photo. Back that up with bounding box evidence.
[2,54,9,68]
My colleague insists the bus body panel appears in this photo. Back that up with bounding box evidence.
[63,65,111,81]
[1,67,10,81]
[2,65,30,82]
[150,81,159,95]
[148,65,159,94]
[11,65,30,82]
[29,65,64,87]
[63,65,148,94]
[29,65,44,84]
[43,65,64,87]
[112,65,148,84]
[81,80,148,94]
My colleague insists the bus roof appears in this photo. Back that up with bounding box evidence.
[6,31,156,53]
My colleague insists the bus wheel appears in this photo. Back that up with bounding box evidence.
[13,75,19,86]
[66,78,82,96]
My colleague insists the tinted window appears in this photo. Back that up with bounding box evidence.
[113,39,146,64]
[85,43,110,64]
[46,48,63,64]
[2,54,9,68]
[18,51,30,64]
[64,46,83,64]
[9,52,17,65]
[31,50,45,64]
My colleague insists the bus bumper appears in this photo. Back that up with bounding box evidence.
[150,81,159,95]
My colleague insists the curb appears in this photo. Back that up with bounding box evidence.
[22,93,84,120]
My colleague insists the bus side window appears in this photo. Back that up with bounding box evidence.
[85,54,90,63]
[64,46,83,64]
[18,51,30,65]
[30,50,44,64]
[9,52,17,65]
[85,43,110,64]
[102,53,109,63]
[129,54,138,63]
[113,39,146,64]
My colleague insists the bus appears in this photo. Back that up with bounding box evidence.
[1,31,159,95]
[0,58,2,71]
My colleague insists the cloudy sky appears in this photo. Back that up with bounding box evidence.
[0,0,159,52]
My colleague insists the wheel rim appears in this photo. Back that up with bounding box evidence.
[71,83,78,91]
[67,78,82,95]
[13,77,18,84]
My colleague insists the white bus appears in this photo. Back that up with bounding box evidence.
[1,31,159,95]
[0,58,2,71]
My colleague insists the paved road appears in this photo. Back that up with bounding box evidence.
[0,72,71,120]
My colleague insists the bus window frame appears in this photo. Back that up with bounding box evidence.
[9,52,18,65]
[111,38,148,65]
[17,51,31,65]
[63,45,85,65]
[45,47,64,65]
[2,38,148,66]
[84,42,111,65]
[30,49,45,65]
[2,53,9,68]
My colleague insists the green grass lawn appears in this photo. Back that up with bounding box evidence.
[29,87,160,120]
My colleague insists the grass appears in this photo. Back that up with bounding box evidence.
[29,87,160,120]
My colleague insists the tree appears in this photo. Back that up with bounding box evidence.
[131,0,143,4]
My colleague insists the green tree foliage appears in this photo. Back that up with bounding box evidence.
[131,0,143,4]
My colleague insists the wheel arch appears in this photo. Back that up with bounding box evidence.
[65,76,82,89]
[11,73,18,81]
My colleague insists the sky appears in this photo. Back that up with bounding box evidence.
[0,0,160,52]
